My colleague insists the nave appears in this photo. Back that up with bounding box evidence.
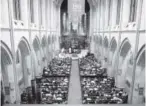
[1,51,145,106]
[2,53,127,104]
[68,60,82,104]
[1,0,145,106]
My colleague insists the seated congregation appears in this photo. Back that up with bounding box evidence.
[21,58,72,104]
[79,53,128,104]
[20,52,128,104]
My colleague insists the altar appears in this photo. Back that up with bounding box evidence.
[60,34,89,54]
[58,49,89,60]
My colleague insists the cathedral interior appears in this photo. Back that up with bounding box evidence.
[0,0,145,106]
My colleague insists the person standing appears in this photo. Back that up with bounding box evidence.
[1,82,5,106]
[1,89,4,106]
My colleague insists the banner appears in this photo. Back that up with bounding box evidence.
[68,0,85,23]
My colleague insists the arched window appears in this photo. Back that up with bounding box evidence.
[13,0,21,20]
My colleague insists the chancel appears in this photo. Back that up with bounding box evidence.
[0,0,145,106]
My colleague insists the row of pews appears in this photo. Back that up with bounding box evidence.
[21,57,72,104]
[79,53,128,104]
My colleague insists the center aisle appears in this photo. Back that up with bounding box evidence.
[68,59,82,104]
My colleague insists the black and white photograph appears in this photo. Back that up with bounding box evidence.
[0,0,145,106]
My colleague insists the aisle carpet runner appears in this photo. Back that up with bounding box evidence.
[68,60,82,104]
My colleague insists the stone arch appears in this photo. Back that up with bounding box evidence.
[33,36,41,52]
[96,35,98,43]
[99,35,102,45]
[110,37,117,53]
[103,36,109,60]
[52,35,54,44]
[17,37,31,55]
[119,38,131,58]
[136,44,145,65]
[107,37,118,77]
[17,37,32,89]
[32,36,42,76]
[116,38,132,88]
[135,44,145,76]
[109,37,118,65]
[1,41,16,103]
[1,41,13,64]
[41,35,48,67]
[104,37,108,48]
[94,35,99,55]
[48,35,51,45]
[96,35,102,60]
[41,36,47,47]
[48,35,52,58]
[132,44,145,104]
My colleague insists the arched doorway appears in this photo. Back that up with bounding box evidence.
[41,36,47,67]
[32,37,42,76]
[116,38,132,88]
[1,41,16,104]
[108,37,117,77]
[16,37,31,94]
[132,45,145,104]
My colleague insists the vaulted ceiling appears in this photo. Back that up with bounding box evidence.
[53,0,64,7]
[57,0,90,13]
[54,0,99,7]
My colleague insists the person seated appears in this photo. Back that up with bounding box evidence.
[21,91,28,104]
[81,76,128,104]
[39,76,69,104]
[47,57,71,76]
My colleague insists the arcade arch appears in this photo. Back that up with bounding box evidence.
[99,36,102,45]
[1,41,16,104]
[109,37,117,63]
[41,36,47,67]
[16,37,32,93]
[132,45,145,104]
[97,35,102,59]
[32,37,42,76]
[116,38,132,88]
[95,35,99,57]
[108,37,117,77]
[48,35,52,60]
[103,37,108,58]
